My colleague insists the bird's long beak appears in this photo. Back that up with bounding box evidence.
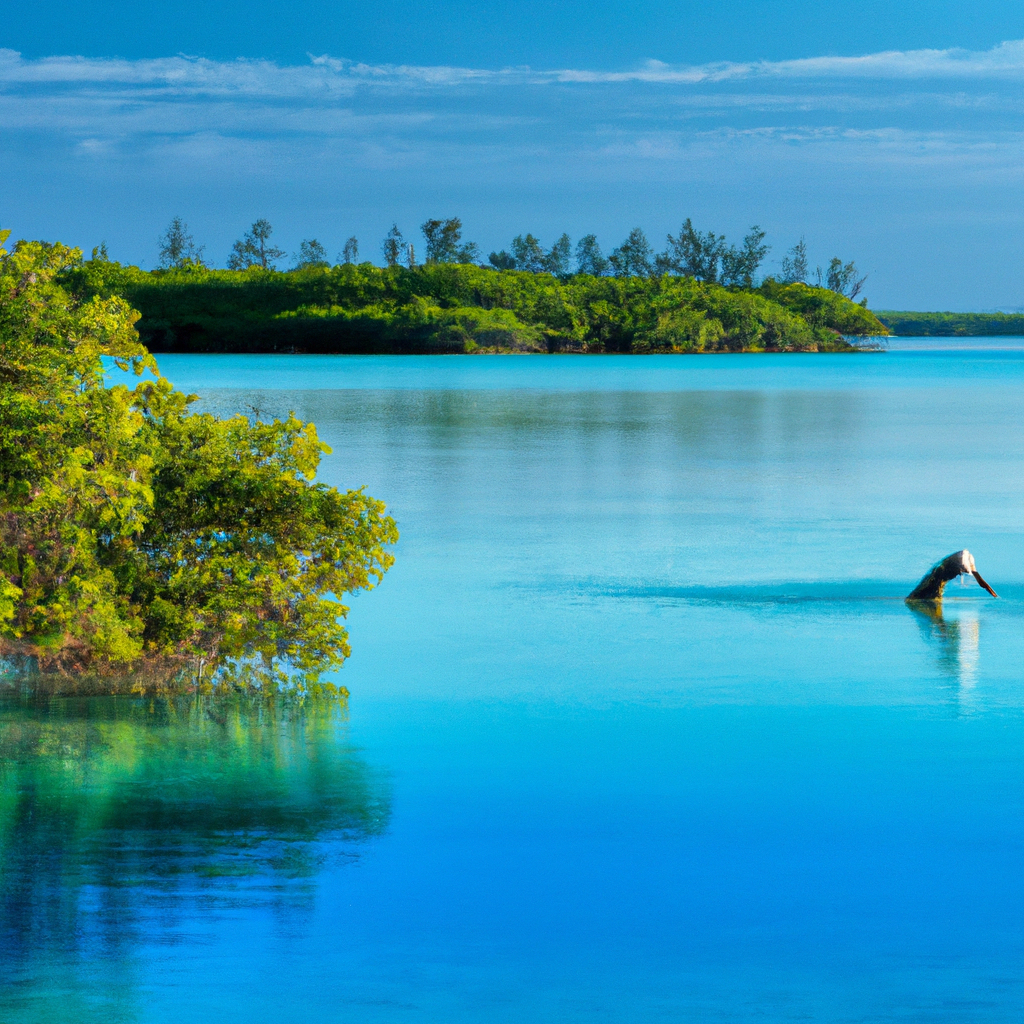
[972,570,998,597]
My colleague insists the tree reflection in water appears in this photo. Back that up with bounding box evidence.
[0,691,390,1020]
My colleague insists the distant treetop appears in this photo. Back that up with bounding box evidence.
[228,219,286,271]
[294,238,329,270]
[150,213,868,305]
[158,217,205,270]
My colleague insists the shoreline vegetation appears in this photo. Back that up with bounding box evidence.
[875,311,1024,336]
[0,233,398,695]
[67,216,888,355]
[69,259,887,356]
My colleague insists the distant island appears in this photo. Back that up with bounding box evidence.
[68,260,886,356]
[875,311,1024,336]
[57,216,888,355]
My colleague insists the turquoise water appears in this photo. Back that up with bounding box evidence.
[5,349,1024,1021]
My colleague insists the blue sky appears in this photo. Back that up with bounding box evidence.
[4,2,1024,309]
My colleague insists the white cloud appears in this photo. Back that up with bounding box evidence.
[4,41,1024,184]
[4,39,1024,101]
[555,40,1024,84]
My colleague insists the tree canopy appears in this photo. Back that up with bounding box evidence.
[0,231,398,692]
[167,215,869,303]
[228,219,286,271]
[421,217,479,265]
[381,224,405,268]
[67,253,886,356]
[294,238,330,270]
[158,217,205,270]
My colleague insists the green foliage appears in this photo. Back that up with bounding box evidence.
[780,238,809,284]
[294,238,329,269]
[228,218,286,270]
[381,224,405,268]
[658,221,769,286]
[510,233,547,273]
[874,310,1024,336]
[721,226,769,288]
[758,279,885,337]
[341,236,359,264]
[158,216,205,269]
[547,234,573,279]
[575,234,609,277]
[63,258,887,356]
[824,257,867,300]
[420,217,479,265]
[489,233,573,278]
[0,234,397,690]
[609,228,655,278]
[661,219,726,281]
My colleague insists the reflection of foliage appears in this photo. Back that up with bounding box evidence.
[0,692,390,979]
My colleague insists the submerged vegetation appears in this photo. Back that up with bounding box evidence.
[0,232,398,692]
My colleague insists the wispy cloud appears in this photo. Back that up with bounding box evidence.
[5,39,1024,100]
[555,40,1024,84]
[4,40,1024,152]
[0,49,512,96]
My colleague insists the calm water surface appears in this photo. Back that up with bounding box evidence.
[4,348,1024,1022]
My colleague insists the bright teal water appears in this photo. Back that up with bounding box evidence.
[5,349,1024,1022]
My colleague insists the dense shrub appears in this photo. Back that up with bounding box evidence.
[1,234,397,691]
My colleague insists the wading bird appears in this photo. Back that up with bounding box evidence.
[907,550,997,601]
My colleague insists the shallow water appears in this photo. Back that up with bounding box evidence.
[5,347,1024,1021]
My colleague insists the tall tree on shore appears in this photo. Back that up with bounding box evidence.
[294,239,329,269]
[491,233,571,274]
[720,226,769,288]
[382,225,405,268]
[341,237,359,264]
[511,234,546,272]
[227,219,285,270]
[609,228,654,278]
[780,238,808,284]
[421,218,479,264]
[545,234,573,278]
[825,257,867,299]
[575,235,609,276]
[158,217,205,269]
[662,220,724,281]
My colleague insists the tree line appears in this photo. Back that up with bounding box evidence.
[156,216,867,299]
[872,310,1024,337]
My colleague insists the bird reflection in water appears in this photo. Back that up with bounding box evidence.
[907,598,982,711]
